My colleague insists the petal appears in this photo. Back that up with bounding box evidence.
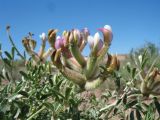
[62,37,67,46]
[94,32,100,47]
[81,27,90,36]
[56,36,61,40]
[98,27,113,45]
[69,32,74,43]
[88,36,94,49]
[81,28,90,42]
[73,29,80,41]
[98,39,103,51]
[104,25,112,32]
[55,36,64,49]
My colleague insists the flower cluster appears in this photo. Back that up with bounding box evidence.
[22,25,120,90]
[22,32,54,64]
[141,67,160,96]
[49,25,119,90]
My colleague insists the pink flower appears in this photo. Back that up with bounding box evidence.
[55,36,66,50]
[97,39,103,51]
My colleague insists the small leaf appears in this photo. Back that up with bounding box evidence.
[3,58,11,67]
[0,73,5,79]
[0,111,5,120]
[23,51,26,60]
[126,65,131,73]
[135,105,144,113]
[141,58,148,69]
[8,93,19,102]
[136,109,142,120]
[56,79,63,89]
[49,77,53,87]
[113,107,118,115]
[4,51,12,60]
[14,83,23,93]
[14,108,21,119]
[20,104,30,118]
[125,100,137,109]
[5,72,10,81]
[122,94,127,104]
[52,89,65,99]
[153,97,160,116]
[142,49,147,62]
[40,93,52,100]
[130,110,135,120]
[115,74,121,90]
[116,98,122,105]
[19,71,29,79]
[7,31,25,59]
[18,91,29,97]
[132,68,136,79]
[43,102,55,111]
[65,87,72,100]
[11,47,15,59]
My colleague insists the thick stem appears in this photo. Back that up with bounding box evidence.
[39,40,46,58]
[97,45,109,62]
[62,56,82,72]
[79,40,87,52]
[61,67,86,86]
[43,48,54,59]
[85,77,104,90]
[85,56,97,79]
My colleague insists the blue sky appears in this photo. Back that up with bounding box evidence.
[0,0,160,55]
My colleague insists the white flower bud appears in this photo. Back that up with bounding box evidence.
[94,32,100,47]
[104,25,112,32]
[39,32,46,41]
[87,36,94,49]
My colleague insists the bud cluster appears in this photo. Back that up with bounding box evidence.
[141,67,160,96]
[22,33,54,64]
[22,25,120,90]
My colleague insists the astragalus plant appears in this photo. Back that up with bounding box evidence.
[23,25,120,90]
[123,43,160,96]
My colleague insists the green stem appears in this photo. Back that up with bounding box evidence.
[27,106,46,120]
[39,40,46,58]
[7,31,25,60]
[97,45,109,62]
[100,102,116,112]
[69,43,86,67]
[85,77,104,90]
[62,56,82,72]
[85,56,97,79]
